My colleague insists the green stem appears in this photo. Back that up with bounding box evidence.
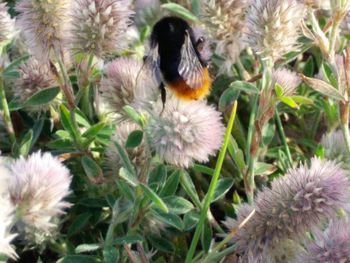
[275,108,293,168]
[0,76,16,146]
[246,95,258,164]
[81,54,95,120]
[185,101,238,263]
[340,102,350,154]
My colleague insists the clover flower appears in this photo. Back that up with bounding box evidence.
[15,58,59,113]
[100,57,158,115]
[106,121,147,173]
[296,219,350,263]
[16,0,70,61]
[145,97,224,168]
[0,2,16,43]
[201,0,249,74]
[9,152,72,233]
[70,0,133,57]
[321,130,350,173]
[272,68,301,96]
[0,197,17,260]
[224,158,350,262]
[244,0,305,62]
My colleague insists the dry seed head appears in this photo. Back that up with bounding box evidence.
[244,0,306,62]
[201,0,249,74]
[16,0,70,61]
[70,0,133,57]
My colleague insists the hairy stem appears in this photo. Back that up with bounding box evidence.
[0,76,16,146]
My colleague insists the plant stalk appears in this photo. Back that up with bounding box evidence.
[0,76,16,146]
[185,101,238,263]
[275,108,293,167]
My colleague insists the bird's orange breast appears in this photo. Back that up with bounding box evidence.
[166,67,212,100]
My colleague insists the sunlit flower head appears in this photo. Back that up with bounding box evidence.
[296,219,350,263]
[202,0,249,74]
[272,68,301,96]
[244,0,305,62]
[321,130,350,173]
[224,158,350,262]
[0,2,16,43]
[15,57,59,113]
[16,0,70,61]
[100,57,158,115]
[70,0,133,57]
[9,151,72,233]
[0,197,17,260]
[300,0,330,9]
[0,156,11,196]
[106,121,147,173]
[145,97,224,168]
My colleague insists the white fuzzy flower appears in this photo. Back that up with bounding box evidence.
[0,197,17,260]
[145,97,224,168]
[9,151,72,233]
[0,2,16,43]
[272,68,301,96]
[0,157,11,197]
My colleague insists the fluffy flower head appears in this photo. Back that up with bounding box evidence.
[70,0,133,57]
[16,0,70,61]
[146,97,224,168]
[9,151,72,233]
[272,68,301,96]
[15,58,59,112]
[0,198,17,260]
[297,219,350,262]
[224,158,350,262]
[100,57,158,114]
[0,2,16,43]
[201,0,249,74]
[244,0,305,62]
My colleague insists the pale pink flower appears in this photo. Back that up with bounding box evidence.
[272,68,301,96]
[224,158,350,262]
[9,151,72,233]
[15,58,59,112]
[0,2,16,43]
[146,97,224,168]
[16,0,70,61]
[70,0,133,57]
[100,57,158,114]
[244,0,305,62]
[296,219,350,262]
[0,197,17,260]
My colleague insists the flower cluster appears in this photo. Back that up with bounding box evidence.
[0,2,16,43]
[224,158,350,262]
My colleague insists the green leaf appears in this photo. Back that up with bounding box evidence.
[113,141,136,176]
[119,167,139,187]
[192,164,214,176]
[212,178,234,203]
[230,80,259,94]
[149,164,167,190]
[82,122,106,139]
[24,86,60,106]
[153,210,183,230]
[125,130,143,148]
[201,221,212,253]
[180,171,201,206]
[140,183,169,213]
[123,105,143,127]
[59,255,100,263]
[218,86,240,112]
[115,179,135,201]
[60,105,78,139]
[114,235,143,245]
[227,136,246,175]
[303,56,315,77]
[148,235,175,253]
[2,55,30,74]
[67,213,92,237]
[2,70,20,79]
[280,96,299,109]
[274,83,284,97]
[161,3,198,22]
[160,170,181,197]
[254,162,277,176]
[315,145,325,159]
[290,95,313,105]
[163,196,194,214]
[75,244,101,254]
[81,156,103,179]
[183,210,200,231]
[18,130,33,156]
[30,118,44,148]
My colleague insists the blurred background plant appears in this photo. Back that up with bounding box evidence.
[1,0,350,262]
